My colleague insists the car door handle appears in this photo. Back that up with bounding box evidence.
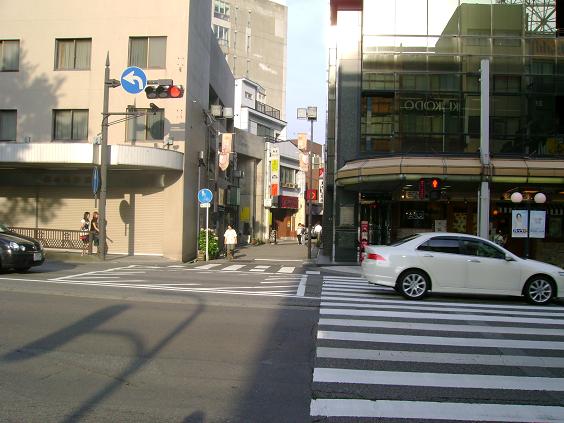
[422,254,434,258]
[467,259,480,263]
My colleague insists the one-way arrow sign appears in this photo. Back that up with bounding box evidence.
[120,66,147,94]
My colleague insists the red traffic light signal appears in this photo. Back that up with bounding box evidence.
[145,84,184,99]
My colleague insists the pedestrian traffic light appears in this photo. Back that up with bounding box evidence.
[430,178,441,190]
[145,84,184,99]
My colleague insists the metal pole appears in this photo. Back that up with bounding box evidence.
[99,52,110,260]
[525,202,530,259]
[478,58,490,239]
[307,119,314,259]
[205,205,209,262]
[196,163,201,255]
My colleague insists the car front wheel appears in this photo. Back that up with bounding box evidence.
[397,270,429,300]
[524,277,554,305]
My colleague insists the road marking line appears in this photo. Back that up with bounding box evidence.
[278,266,295,273]
[194,263,221,270]
[254,258,302,262]
[222,264,245,271]
[320,308,564,325]
[318,318,564,336]
[310,399,564,421]
[316,347,564,368]
[306,270,321,275]
[323,276,364,280]
[261,281,299,284]
[313,367,564,391]
[296,275,307,297]
[250,266,270,272]
[318,330,564,350]
[320,300,564,318]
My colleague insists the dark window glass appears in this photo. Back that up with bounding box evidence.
[417,237,460,254]
[460,238,505,259]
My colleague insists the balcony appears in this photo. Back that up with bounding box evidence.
[0,143,183,171]
[255,101,281,120]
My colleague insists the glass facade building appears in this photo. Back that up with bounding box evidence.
[325,0,564,263]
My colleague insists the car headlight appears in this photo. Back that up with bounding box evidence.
[9,241,20,250]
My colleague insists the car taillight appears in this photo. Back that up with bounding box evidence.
[366,253,385,261]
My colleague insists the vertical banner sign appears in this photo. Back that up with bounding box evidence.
[298,132,308,151]
[221,133,233,153]
[511,210,528,238]
[219,133,232,171]
[270,146,280,197]
[299,151,309,172]
[529,210,546,239]
[318,178,324,203]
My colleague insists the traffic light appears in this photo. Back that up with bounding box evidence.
[430,178,441,190]
[428,178,441,201]
[145,84,184,99]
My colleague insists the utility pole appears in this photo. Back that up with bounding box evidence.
[99,53,111,260]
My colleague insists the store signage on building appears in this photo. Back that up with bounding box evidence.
[401,98,460,113]
[270,146,280,196]
[272,195,299,209]
[318,178,324,203]
[299,151,309,172]
[298,132,308,151]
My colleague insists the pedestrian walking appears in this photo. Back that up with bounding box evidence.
[90,211,100,253]
[224,224,238,260]
[79,211,90,255]
[296,223,304,245]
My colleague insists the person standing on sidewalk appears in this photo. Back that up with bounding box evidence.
[224,225,238,260]
[79,211,90,256]
[296,223,304,245]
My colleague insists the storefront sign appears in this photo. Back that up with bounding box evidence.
[511,210,528,238]
[270,146,280,197]
[273,195,299,209]
[530,210,546,239]
[401,98,460,113]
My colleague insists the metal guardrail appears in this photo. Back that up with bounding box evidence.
[9,227,90,250]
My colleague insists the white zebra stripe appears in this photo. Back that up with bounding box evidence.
[313,367,564,391]
[310,399,564,421]
[317,330,564,350]
[316,347,564,368]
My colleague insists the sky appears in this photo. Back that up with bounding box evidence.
[285,0,329,144]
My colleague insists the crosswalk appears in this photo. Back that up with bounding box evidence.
[310,275,564,422]
[185,263,299,274]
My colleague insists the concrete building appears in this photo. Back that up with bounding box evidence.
[325,0,564,264]
[0,0,235,261]
[211,0,288,120]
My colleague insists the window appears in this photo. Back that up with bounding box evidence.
[128,37,166,69]
[214,0,230,21]
[0,40,19,71]
[0,110,17,141]
[281,167,296,186]
[460,238,505,259]
[125,107,164,141]
[417,237,460,254]
[53,110,88,141]
[213,25,229,47]
[55,39,91,70]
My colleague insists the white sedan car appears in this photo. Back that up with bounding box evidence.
[361,232,564,305]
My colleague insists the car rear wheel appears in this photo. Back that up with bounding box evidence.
[524,277,554,305]
[397,270,429,300]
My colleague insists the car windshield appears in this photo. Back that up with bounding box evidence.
[0,223,9,233]
[389,233,421,246]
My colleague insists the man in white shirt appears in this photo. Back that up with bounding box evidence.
[224,225,238,260]
[313,223,322,247]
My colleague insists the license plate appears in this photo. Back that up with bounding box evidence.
[33,252,42,261]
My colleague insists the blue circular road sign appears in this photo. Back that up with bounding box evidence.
[120,66,147,94]
[197,188,213,204]
[92,167,100,195]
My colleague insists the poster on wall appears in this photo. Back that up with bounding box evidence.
[529,210,546,239]
[299,151,309,172]
[511,210,528,238]
[298,132,308,151]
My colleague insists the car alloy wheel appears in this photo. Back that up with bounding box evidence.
[524,277,554,305]
[398,270,429,300]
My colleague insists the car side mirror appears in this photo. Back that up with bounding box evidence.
[505,254,516,262]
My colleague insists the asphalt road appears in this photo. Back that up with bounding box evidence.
[2,254,564,422]
[0,258,321,423]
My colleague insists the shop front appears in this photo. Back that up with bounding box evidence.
[271,195,299,239]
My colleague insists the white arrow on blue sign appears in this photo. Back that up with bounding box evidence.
[120,66,147,94]
[197,188,213,204]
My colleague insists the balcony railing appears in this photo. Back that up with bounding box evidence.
[10,227,90,251]
[255,101,281,120]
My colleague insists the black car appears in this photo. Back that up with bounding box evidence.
[0,223,45,272]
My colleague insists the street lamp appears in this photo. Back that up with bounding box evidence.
[510,191,547,258]
[297,106,317,260]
